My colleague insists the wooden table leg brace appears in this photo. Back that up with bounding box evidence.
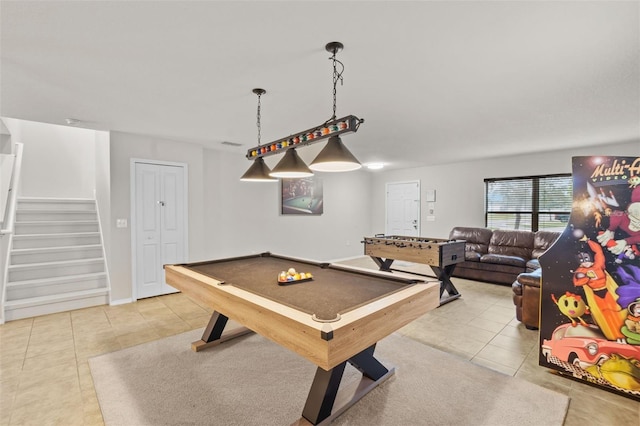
[191,311,252,352]
[301,344,395,425]
[193,312,395,425]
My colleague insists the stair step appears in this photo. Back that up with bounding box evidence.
[8,258,105,282]
[12,232,102,249]
[10,245,104,264]
[16,209,97,222]
[17,198,96,211]
[14,220,99,234]
[6,272,108,300]
[7,271,108,288]
[3,288,109,322]
[4,197,110,322]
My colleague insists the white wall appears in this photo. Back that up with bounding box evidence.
[109,132,206,302]
[0,120,10,155]
[201,149,372,261]
[370,140,640,239]
[2,119,97,198]
[0,119,12,323]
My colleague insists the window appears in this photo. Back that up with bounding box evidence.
[485,174,572,232]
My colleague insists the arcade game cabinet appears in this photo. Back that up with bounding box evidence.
[539,155,640,401]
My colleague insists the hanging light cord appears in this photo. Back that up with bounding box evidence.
[330,51,344,121]
[256,91,262,147]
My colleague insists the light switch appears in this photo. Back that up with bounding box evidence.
[116,218,128,228]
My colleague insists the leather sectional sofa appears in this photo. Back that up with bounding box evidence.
[511,268,543,329]
[448,227,560,285]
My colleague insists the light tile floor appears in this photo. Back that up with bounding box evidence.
[0,257,638,425]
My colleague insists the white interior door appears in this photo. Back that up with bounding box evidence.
[133,161,187,299]
[386,181,420,236]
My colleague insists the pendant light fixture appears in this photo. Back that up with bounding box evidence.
[242,42,364,180]
[268,147,313,178]
[309,42,362,172]
[240,89,278,182]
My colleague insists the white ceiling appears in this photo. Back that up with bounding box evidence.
[1,1,638,170]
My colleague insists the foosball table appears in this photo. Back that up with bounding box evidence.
[363,235,466,305]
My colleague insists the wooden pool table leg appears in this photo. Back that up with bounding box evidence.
[191,311,252,352]
[300,344,395,425]
[301,361,347,424]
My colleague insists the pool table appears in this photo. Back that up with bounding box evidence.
[164,252,439,425]
[282,195,323,214]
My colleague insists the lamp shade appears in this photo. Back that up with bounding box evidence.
[269,148,314,178]
[309,136,362,172]
[240,157,278,182]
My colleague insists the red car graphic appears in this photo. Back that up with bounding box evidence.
[542,323,640,368]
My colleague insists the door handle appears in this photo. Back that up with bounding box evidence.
[157,201,165,206]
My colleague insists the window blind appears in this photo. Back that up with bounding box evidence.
[485,174,572,232]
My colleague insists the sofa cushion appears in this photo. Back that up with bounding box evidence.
[481,254,527,268]
[532,230,560,259]
[516,268,542,288]
[454,260,525,284]
[488,229,534,260]
[465,251,482,261]
[526,258,540,271]
[449,227,492,254]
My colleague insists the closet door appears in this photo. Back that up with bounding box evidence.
[134,161,186,299]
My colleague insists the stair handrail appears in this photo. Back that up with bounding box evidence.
[0,142,23,235]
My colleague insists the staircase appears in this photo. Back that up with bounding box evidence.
[4,198,109,321]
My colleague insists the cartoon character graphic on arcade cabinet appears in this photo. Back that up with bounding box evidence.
[584,182,618,229]
[572,233,626,342]
[622,298,640,345]
[552,292,590,327]
[595,183,640,329]
[585,352,640,391]
[597,185,640,257]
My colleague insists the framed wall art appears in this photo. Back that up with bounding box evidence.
[281,177,323,215]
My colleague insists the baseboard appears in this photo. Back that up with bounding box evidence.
[110,297,133,306]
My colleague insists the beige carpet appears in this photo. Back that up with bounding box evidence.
[89,330,568,426]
